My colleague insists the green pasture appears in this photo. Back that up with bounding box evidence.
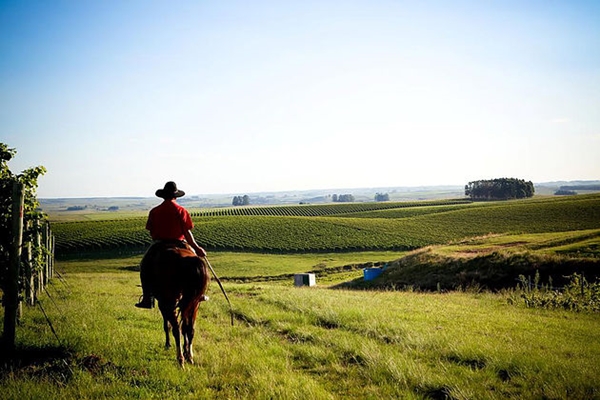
[1,251,600,399]
[57,251,405,279]
[352,229,600,292]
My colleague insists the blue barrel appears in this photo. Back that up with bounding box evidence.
[363,267,383,281]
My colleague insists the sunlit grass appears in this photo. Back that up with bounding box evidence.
[2,255,599,399]
[56,251,407,278]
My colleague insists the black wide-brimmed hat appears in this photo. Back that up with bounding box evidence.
[155,181,185,199]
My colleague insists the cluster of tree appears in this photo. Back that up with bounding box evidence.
[66,205,87,211]
[560,184,600,191]
[374,192,390,202]
[465,178,534,201]
[232,195,250,206]
[554,189,577,196]
[332,194,355,202]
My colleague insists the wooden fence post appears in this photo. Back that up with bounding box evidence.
[32,219,41,297]
[2,181,24,353]
[50,231,55,279]
[24,221,34,306]
[35,219,43,301]
[42,223,50,285]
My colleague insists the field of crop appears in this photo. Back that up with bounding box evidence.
[52,194,600,256]
[190,199,472,217]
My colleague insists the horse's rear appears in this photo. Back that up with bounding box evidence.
[153,245,210,366]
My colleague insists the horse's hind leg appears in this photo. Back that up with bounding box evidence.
[161,307,184,366]
[183,304,200,364]
[163,318,171,349]
[160,305,173,349]
[182,318,194,364]
[170,317,184,367]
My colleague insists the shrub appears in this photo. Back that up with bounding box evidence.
[514,271,600,312]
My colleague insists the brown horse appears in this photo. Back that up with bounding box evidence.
[152,245,210,366]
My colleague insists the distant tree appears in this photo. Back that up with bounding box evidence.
[333,194,355,202]
[465,178,534,201]
[232,195,250,206]
[560,185,600,191]
[374,192,389,202]
[554,189,577,196]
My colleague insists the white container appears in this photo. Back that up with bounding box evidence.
[294,273,316,287]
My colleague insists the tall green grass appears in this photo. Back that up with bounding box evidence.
[350,230,600,292]
[1,254,600,399]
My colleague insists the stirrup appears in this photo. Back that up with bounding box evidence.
[135,295,155,309]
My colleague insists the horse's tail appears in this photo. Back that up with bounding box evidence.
[179,255,211,319]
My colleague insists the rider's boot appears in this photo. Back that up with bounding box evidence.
[135,294,155,309]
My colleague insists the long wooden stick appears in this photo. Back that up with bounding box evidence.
[203,256,234,326]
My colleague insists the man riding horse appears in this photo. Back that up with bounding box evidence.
[135,181,207,309]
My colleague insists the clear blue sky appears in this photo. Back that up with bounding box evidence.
[1,0,598,198]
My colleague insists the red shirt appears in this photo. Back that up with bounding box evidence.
[146,199,193,241]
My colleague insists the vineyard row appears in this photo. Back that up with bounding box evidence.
[51,195,600,256]
[189,199,472,218]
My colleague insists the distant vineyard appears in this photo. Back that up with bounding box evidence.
[53,218,150,253]
[51,195,600,256]
[190,199,472,217]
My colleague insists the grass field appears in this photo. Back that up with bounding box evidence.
[1,251,600,399]
[351,229,600,292]
[2,194,600,398]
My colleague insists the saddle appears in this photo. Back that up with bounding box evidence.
[154,239,190,250]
